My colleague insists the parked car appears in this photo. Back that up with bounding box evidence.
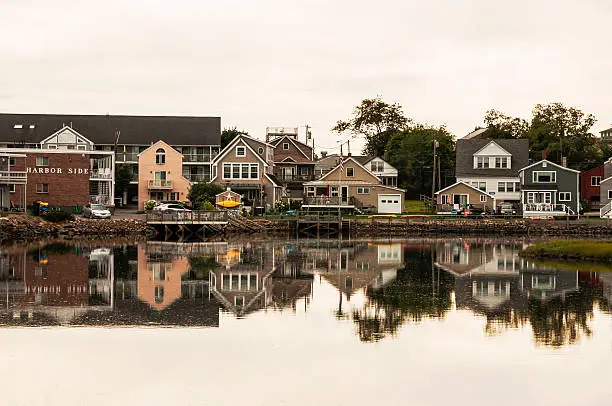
[153,203,191,212]
[499,202,517,216]
[457,204,486,217]
[83,204,112,219]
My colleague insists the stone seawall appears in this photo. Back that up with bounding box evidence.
[348,218,612,237]
[0,215,153,244]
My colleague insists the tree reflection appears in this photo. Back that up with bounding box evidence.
[352,248,454,342]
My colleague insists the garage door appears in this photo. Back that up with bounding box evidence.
[377,194,402,214]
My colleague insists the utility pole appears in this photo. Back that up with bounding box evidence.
[431,138,437,202]
[305,124,310,144]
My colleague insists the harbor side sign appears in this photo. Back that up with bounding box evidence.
[26,167,89,175]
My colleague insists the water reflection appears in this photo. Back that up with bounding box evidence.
[0,238,610,348]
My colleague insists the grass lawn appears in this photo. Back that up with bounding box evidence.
[521,240,612,262]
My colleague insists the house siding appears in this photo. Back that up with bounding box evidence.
[520,161,580,213]
[435,183,495,211]
[580,165,603,206]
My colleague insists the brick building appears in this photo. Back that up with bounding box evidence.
[1,148,114,211]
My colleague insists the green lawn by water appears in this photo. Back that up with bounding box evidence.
[521,240,612,262]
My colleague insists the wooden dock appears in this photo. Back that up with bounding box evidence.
[290,213,347,238]
[146,210,229,240]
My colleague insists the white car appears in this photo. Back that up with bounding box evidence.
[83,204,112,219]
[153,203,192,213]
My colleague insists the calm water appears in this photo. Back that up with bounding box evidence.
[0,238,611,405]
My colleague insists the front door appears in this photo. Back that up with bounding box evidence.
[341,186,349,204]
[453,194,468,207]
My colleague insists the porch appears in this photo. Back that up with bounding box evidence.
[522,203,574,218]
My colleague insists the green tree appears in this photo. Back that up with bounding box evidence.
[114,165,133,206]
[482,103,600,171]
[221,127,249,150]
[484,109,529,139]
[385,125,455,198]
[187,182,224,209]
[333,97,411,157]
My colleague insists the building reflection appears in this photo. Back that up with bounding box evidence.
[433,239,601,346]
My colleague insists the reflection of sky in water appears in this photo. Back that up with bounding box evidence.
[0,239,611,404]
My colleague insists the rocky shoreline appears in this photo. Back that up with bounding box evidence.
[2,215,612,245]
[0,215,153,244]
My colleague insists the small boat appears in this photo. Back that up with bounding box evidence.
[217,200,241,208]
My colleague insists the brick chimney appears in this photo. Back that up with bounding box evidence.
[542,150,547,161]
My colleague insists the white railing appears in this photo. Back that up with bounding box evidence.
[90,195,113,205]
[523,203,571,213]
[148,179,173,189]
[600,201,612,218]
[0,170,27,184]
[90,169,113,179]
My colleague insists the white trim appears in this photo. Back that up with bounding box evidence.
[519,159,581,173]
[271,135,311,160]
[434,181,496,199]
[473,140,512,156]
[235,146,246,157]
[280,156,297,163]
[264,173,279,187]
[222,163,260,180]
[39,126,94,146]
[318,156,382,182]
[212,136,269,167]
[137,140,184,158]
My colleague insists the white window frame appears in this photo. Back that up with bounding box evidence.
[236,146,246,157]
[282,143,289,150]
[258,147,264,155]
[475,156,489,169]
[441,194,449,204]
[559,192,571,201]
[608,190,612,199]
[222,163,259,180]
[330,186,339,197]
[532,171,556,183]
[498,182,505,192]
[36,156,49,167]
[306,186,315,197]
[591,176,601,186]
[346,167,354,177]
[480,195,487,202]
[357,187,370,195]
[9,184,15,193]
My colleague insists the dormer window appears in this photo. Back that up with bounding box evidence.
[371,161,384,172]
[495,157,509,168]
[156,148,166,164]
[236,146,246,157]
[476,157,489,169]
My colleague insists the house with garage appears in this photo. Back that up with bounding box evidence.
[267,127,315,201]
[302,155,405,214]
[518,160,580,218]
[434,181,497,214]
[455,132,529,210]
[315,153,399,187]
[210,134,282,214]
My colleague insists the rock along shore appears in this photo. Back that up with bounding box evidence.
[0,215,153,244]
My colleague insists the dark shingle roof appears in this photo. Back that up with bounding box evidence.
[455,138,529,177]
[0,113,221,146]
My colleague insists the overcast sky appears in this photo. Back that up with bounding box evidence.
[1,0,611,153]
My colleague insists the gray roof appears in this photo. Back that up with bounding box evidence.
[0,113,221,146]
[463,128,490,139]
[455,138,529,177]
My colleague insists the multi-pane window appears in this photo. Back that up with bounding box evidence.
[476,157,489,169]
[559,192,571,201]
[306,187,315,197]
[36,156,49,166]
[441,194,449,204]
[533,171,556,183]
[346,167,354,177]
[495,157,509,168]
[371,161,384,172]
[236,146,246,157]
[330,186,339,197]
[480,195,487,202]
[36,184,49,193]
[357,187,370,194]
[471,181,486,192]
[498,182,518,192]
[222,163,259,180]
[592,176,601,186]
[155,148,165,164]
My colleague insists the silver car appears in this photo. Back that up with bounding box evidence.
[83,203,112,219]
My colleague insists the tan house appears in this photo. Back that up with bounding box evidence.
[211,134,282,213]
[137,140,192,211]
[303,156,405,214]
[435,181,497,214]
